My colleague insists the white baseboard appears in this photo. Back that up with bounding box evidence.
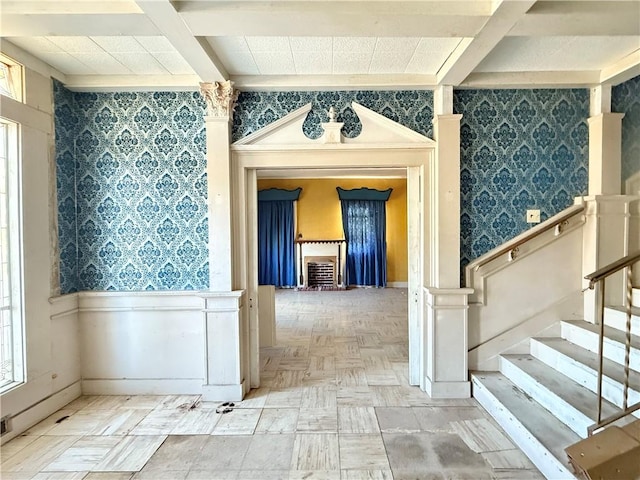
[202,382,245,402]
[0,381,81,444]
[387,282,408,288]
[424,377,471,399]
[81,379,204,395]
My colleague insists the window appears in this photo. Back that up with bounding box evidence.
[0,119,23,391]
[0,54,24,102]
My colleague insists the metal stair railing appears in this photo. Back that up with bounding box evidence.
[584,250,640,436]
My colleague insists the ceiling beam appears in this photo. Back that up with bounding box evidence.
[436,0,537,86]
[510,0,640,36]
[135,0,228,82]
[231,74,437,92]
[63,73,201,91]
[600,49,640,86]
[460,70,601,89]
[0,1,142,14]
[0,14,159,36]
[178,1,490,37]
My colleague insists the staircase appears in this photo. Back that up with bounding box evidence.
[471,288,640,479]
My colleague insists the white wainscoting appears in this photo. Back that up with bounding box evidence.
[78,291,206,395]
[466,208,586,370]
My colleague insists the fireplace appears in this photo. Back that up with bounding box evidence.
[296,239,345,288]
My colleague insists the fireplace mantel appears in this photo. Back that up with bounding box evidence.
[296,239,345,244]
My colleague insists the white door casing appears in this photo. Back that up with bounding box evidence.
[231,102,435,389]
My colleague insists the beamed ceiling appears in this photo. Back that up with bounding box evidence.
[0,0,639,91]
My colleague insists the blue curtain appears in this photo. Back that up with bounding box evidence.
[340,199,388,287]
[258,188,300,287]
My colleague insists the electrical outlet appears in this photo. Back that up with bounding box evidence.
[526,209,540,223]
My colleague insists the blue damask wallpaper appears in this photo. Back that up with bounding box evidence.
[455,89,590,270]
[612,75,640,188]
[54,81,79,293]
[54,81,209,292]
[233,90,434,142]
[56,84,593,291]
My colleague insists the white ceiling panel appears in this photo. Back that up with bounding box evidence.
[90,36,146,53]
[133,36,178,53]
[252,51,295,75]
[246,36,291,52]
[293,51,332,74]
[289,37,333,53]
[369,52,411,74]
[407,37,464,74]
[476,36,640,72]
[375,37,421,52]
[333,37,377,53]
[46,36,103,53]
[72,52,130,75]
[333,52,372,74]
[207,36,251,53]
[152,52,195,75]
[36,52,97,75]
[7,36,64,53]
[218,51,259,76]
[108,52,169,75]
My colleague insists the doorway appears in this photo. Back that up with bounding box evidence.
[230,102,435,393]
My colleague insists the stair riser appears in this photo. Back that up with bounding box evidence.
[604,308,640,336]
[561,323,640,371]
[531,339,640,410]
[471,375,577,480]
[500,357,592,437]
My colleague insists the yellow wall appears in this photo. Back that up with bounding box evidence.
[257,178,408,283]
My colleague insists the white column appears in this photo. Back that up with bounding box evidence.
[199,81,247,401]
[423,86,472,397]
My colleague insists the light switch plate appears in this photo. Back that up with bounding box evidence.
[526,209,540,223]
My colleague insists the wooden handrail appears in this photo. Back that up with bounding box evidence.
[467,204,585,272]
[584,250,640,288]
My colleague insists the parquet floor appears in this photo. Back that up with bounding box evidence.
[1,288,543,479]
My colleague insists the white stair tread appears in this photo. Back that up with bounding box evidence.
[501,354,627,428]
[563,320,640,352]
[532,337,640,393]
[471,372,580,470]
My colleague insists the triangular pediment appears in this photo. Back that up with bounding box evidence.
[232,102,435,148]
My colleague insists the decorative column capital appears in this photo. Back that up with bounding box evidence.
[199,80,239,119]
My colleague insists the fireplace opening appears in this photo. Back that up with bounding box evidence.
[308,261,335,287]
[304,255,337,287]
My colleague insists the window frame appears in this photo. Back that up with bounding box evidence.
[0,53,24,103]
[0,118,24,393]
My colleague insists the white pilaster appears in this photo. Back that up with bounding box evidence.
[426,89,471,398]
[424,287,473,398]
[199,81,247,401]
[589,85,612,117]
[588,113,624,196]
[580,195,640,322]
[200,81,239,291]
[201,291,246,401]
[432,112,463,288]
